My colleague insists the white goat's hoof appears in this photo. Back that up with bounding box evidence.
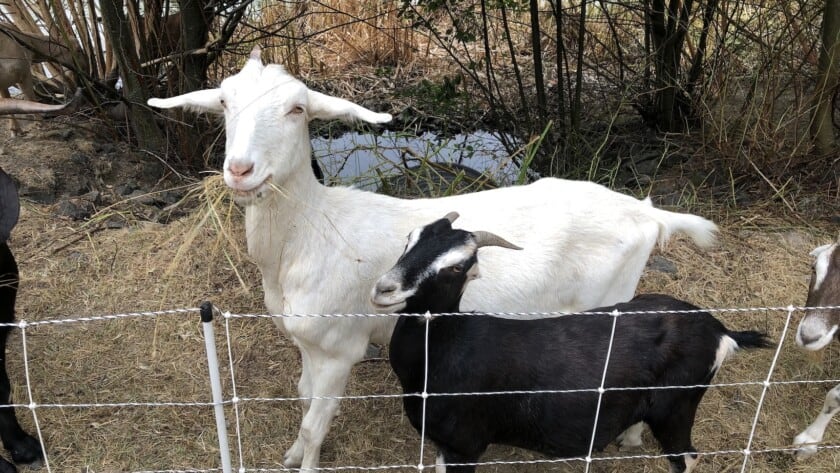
[283,441,304,468]
[793,432,819,459]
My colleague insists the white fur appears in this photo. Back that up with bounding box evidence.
[681,453,699,473]
[795,384,840,459]
[148,49,718,472]
[712,335,739,373]
[811,243,834,291]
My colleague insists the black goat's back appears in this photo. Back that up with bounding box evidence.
[390,293,750,459]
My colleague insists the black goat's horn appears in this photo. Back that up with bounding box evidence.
[443,211,459,223]
[473,231,522,251]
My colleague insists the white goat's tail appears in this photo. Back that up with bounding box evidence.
[642,198,719,249]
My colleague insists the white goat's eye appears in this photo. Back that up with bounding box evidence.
[220,99,226,108]
[289,105,304,115]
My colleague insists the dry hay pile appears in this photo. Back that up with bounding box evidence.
[4,176,838,472]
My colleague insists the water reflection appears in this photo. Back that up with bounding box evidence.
[311,130,519,190]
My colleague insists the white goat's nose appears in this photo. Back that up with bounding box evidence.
[228,161,254,178]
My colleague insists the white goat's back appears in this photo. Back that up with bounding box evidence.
[412,178,716,314]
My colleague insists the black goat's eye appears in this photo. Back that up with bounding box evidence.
[450,265,463,273]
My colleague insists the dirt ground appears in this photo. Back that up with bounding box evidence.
[0,115,838,472]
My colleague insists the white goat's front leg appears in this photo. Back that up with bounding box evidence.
[283,353,355,472]
[794,383,840,459]
[283,346,315,467]
[298,348,314,411]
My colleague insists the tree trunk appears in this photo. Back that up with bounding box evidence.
[529,0,547,123]
[175,0,211,93]
[812,0,840,156]
[100,0,165,153]
[571,0,587,131]
[648,0,694,132]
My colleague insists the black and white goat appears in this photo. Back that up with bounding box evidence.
[0,169,42,472]
[793,235,840,459]
[374,213,771,473]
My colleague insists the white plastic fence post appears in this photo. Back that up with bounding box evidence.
[200,302,232,473]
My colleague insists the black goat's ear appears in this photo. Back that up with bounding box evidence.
[0,168,20,242]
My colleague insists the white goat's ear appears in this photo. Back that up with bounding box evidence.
[148,89,224,113]
[307,90,392,124]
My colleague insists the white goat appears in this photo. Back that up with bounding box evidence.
[793,236,840,459]
[148,46,718,472]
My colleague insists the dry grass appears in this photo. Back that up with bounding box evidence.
[2,175,837,472]
[248,0,417,74]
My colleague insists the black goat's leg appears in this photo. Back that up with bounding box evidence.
[436,449,480,473]
[647,402,700,473]
[0,328,41,466]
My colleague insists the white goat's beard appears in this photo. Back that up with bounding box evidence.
[231,188,266,206]
[229,180,278,206]
[230,191,254,206]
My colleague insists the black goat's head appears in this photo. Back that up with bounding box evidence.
[371,212,521,314]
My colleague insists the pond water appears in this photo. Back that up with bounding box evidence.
[311,130,521,190]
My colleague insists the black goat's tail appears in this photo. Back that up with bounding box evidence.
[713,330,773,372]
[730,330,773,350]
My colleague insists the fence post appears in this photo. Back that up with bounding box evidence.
[200,301,233,473]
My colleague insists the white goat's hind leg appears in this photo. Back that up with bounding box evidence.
[617,422,645,449]
[289,356,354,472]
[794,383,840,459]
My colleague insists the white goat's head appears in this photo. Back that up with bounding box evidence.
[148,46,392,205]
[795,235,840,351]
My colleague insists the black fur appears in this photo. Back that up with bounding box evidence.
[0,170,43,471]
